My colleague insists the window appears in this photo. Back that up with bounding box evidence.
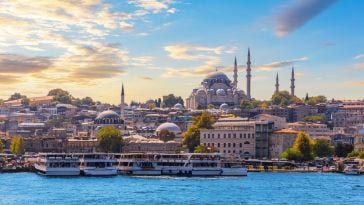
[228,143,231,148]
[248,133,250,139]
[244,134,246,138]
[223,143,226,148]
[217,143,220,148]
[244,141,250,144]
[233,133,236,138]
[212,134,214,138]
[218,134,220,138]
[239,143,242,148]
[228,133,231,138]
[240,133,242,138]
[233,143,236,148]
[224,134,226,138]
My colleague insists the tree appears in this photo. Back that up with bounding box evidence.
[240,100,253,109]
[48,88,72,104]
[306,95,327,105]
[81,96,94,105]
[293,132,314,161]
[158,129,176,142]
[303,114,326,123]
[8,93,23,100]
[271,91,302,106]
[97,126,123,153]
[21,97,30,106]
[183,111,214,152]
[10,136,25,155]
[162,94,184,107]
[313,139,334,157]
[281,148,303,161]
[0,140,3,153]
[335,143,353,157]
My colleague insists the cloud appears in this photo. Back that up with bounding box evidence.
[274,0,338,37]
[0,54,52,73]
[0,75,20,84]
[351,81,364,86]
[128,0,175,14]
[353,54,364,60]
[257,57,308,71]
[139,76,153,80]
[163,43,238,77]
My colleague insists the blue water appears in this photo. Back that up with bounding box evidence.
[0,173,363,205]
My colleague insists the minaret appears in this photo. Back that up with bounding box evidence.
[290,67,295,96]
[246,48,252,100]
[233,56,238,88]
[120,84,125,121]
[275,73,279,94]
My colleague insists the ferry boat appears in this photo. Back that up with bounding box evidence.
[79,153,117,176]
[117,153,247,176]
[35,153,80,176]
[344,165,361,175]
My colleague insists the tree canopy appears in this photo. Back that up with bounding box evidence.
[271,91,302,106]
[281,132,314,161]
[0,140,3,153]
[303,114,326,123]
[313,139,334,157]
[305,95,327,105]
[48,88,73,104]
[334,143,353,157]
[158,129,176,142]
[162,94,184,107]
[10,136,25,155]
[183,111,214,152]
[97,126,123,153]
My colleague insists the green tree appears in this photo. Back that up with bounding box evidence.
[0,140,3,153]
[293,132,314,161]
[271,91,302,106]
[21,97,30,106]
[48,88,73,104]
[183,112,214,152]
[8,93,23,101]
[281,147,303,161]
[335,143,353,157]
[306,95,327,105]
[303,114,326,123]
[194,145,218,153]
[97,126,123,153]
[162,94,184,107]
[10,136,25,155]
[81,96,94,105]
[313,139,334,157]
[240,100,253,109]
[347,150,359,158]
[158,129,176,142]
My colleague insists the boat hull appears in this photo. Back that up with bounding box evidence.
[82,168,117,176]
[35,164,80,176]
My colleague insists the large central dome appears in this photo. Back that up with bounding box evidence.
[204,71,230,81]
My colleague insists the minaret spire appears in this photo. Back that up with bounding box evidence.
[290,67,295,96]
[246,48,252,100]
[275,73,279,94]
[120,84,125,121]
[233,56,238,88]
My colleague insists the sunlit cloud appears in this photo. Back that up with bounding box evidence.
[353,54,364,60]
[257,57,308,71]
[0,54,52,73]
[128,0,176,14]
[274,0,338,37]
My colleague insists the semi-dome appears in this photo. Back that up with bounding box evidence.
[216,89,226,96]
[220,103,229,110]
[156,122,182,135]
[96,110,119,119]
[204,71,229,81]
[174,103,184,110]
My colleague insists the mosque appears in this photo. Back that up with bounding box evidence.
[185,49,253,109]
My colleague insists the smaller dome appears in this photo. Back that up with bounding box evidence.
[174,103,184,110]
[216,89,225,96]
[220,103,229,110]
[96,110,119,119]
[156,122,182,135]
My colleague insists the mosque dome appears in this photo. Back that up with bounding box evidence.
[216,89,226,96]
[204,71,230,81]
[220,103,229,110]
[156,122,182,135]
[95,110,122,124]
[174,103,184,110]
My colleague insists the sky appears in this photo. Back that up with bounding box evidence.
[0,0,363,104]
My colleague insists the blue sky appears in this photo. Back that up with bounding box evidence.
[0,0,363,104]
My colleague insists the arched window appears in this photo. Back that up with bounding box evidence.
[244,141,250,144]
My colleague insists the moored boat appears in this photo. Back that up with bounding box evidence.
[35,153,80,176]
[80,153,117,176]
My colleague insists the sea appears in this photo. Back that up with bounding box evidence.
[0,172,363,205]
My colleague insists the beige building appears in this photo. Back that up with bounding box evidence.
[269,129,299,159]
[123,135,180,153]
[288,122,334,139]
[354,128,364,152]
[200,118,256,158]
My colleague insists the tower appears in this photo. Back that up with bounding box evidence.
[120,84,125,121]
[290,67,295,96]
[246,48,252,100]
[233,56,238,88]
[275,73,279,94]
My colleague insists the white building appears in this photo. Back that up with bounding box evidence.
[200,118,256,158]
[287,122,335,139]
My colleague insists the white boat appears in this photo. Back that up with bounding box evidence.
[344,165,361,175]
[117,153,247,176]
[80,153,117,176]
[35,153,80,176]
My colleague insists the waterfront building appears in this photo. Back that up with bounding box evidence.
[288,122,335,139]
[268,128,299,159]
[354,127,364,152]
[200,118,256,158]
[122,135,180,153]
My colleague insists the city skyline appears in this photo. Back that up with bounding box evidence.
[0,0,364,104]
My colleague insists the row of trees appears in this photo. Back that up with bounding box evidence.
[0,136,25,155]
